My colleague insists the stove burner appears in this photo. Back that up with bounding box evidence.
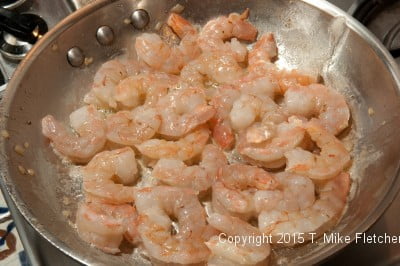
[0,13,47,61]
[0,0,27,10]
[351,0,400,59]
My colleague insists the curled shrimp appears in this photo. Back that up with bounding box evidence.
[156,88,215,137]
[114,72,179,109]
[240,34,316,98]
[237,116,305,169]
[209,85,241,149]
[285,119,351,180]
[135,33,191,74]
[206,213,271,265]
[198,9,258,62]
[179,51,244,87]
[76,202,139,254]
[41,105,106,163]
[83,147,137,204]
[212,164,278,218]
[152,144,227,192]
[229,85,287,131]
[167,13,197,39]
[229,94,263,131]
[85,60,128,109]
[258,172,350,245]
[134,186,210,264]
[248,33,278,67]
[167,13,201,64]
[136,126,210,161]
[283,84,350,135]
[105,106,161,146]
[135,14,200,74]
[254,172,315,214]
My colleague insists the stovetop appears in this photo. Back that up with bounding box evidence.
[0,0,399,265]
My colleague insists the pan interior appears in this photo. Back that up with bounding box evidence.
[1,0,400,265]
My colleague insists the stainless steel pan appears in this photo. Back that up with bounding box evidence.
[1,0,400,265]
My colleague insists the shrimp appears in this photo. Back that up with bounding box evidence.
[236,34,279,102]
[167,13,197,40]
[135,14,200,74]
[83,147,137,204]
[167,13,201,63]
[41,105,106,163]
[254,172,315,213]
[240,34,315,98]
[136,126,210,161]
[105,106,161,146]
[209,85,241,149]
[198,9,257,62]
[206,213,271,265]
[201,52,244,84]
[212,164,278,218]
[229,94,263,131]
[76,202,139,254]
[248,33,278,67]
[258,172,350,245]
[283,84,350,135]
[199,144,229,179]
[134,186,210,264]
[84,60,128,109]
[114,72,179,109]
[285,119,351,180]
[156,88,215,137]
[237,116,305,169]
[179,51,244,87]
[152,144,227,192]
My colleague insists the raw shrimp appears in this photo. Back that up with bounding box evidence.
[76,202,139,254]
[83,147,137,204]
[283,84,350,135]
[254,172,315,213]
[136,126,210,161]
[212,164,278,218]
[285,119,351,180]
[156,88,215,137]
[41,105,106,163]
[152,144,227,192]
[105,106,161,146]
[258,172,350,245]
[206,213,271,265]
[198,9,258,62]
[135,14,200,74]
[237,116,305,169]
[114,72,179,109]
[209,85,240,149]
[134,186,210,264]
[85,60,128,109]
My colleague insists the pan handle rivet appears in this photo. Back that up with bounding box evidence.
[67,47,85,67]
[96,26,114,45]
[131,9,150,29]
